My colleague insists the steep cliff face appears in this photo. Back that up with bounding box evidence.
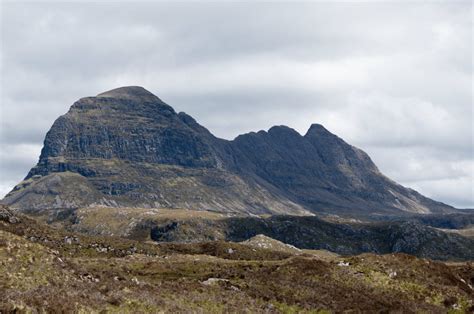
[2,86,455,216]
[231,123,452,214]
[27,86,221,176]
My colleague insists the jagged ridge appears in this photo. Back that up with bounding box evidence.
[2,86,455,216]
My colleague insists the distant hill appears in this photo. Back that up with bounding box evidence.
[2,86,455,217]
[145,213,474,261]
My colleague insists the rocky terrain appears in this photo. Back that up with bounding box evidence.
[22,204,472,261]
[1,205,473,313]
[2,86,455,219]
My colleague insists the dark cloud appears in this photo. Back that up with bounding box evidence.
[1,1,472,208]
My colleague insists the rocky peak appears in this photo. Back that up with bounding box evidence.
[305,123,334,138]
[96,86,162,102]
[71,86,175,117]
[267,125,302,138]
[25,87,222,179]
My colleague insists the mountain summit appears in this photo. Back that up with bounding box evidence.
[2,87,454,217]
[97,86,163,102]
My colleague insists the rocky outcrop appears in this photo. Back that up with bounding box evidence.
[2,86,456,217]
[142,215,474,261]
[0,205,20,224]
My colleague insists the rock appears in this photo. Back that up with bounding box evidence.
[0,205,20,224]
[241,234,302,254]
[64,236,79,245]
[201,278,229,286]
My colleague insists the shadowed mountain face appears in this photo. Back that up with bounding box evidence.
[2,86,454,216]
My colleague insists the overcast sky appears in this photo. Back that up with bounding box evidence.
[0,1,472,208]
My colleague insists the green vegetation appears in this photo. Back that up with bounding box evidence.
[1,207,473,313]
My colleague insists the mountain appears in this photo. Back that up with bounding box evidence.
[2,86,455,217]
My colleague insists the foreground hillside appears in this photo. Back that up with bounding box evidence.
[1,206,473,312]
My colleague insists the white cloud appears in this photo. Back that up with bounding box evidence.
[0,144,42,197]
[319,92,471,150]
[409,177,474,210]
